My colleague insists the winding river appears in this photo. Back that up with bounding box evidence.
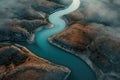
[24,0,96,80]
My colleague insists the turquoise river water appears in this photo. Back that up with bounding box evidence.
[23,0,97,80]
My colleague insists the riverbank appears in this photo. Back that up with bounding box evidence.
[49,34,101,79]
[49,23,120,80]
[0,43,70,80]
[0,0,71,80]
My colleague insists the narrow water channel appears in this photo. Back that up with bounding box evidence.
[25,0,97,80]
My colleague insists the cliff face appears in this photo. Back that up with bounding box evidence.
[49,23,120,80]
[0,44,70,80]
